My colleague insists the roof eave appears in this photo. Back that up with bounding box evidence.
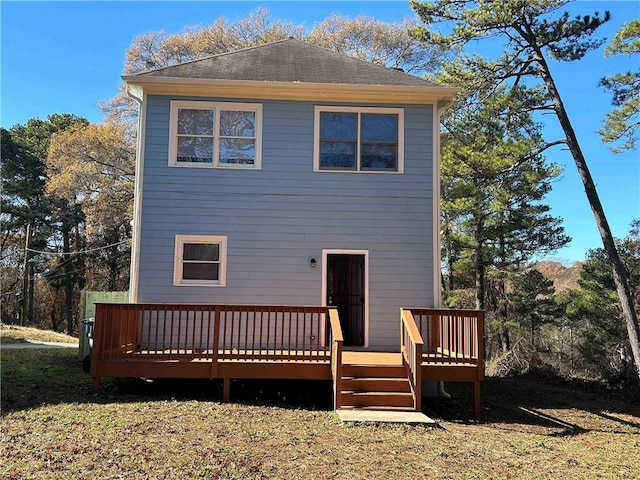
[121,76,458,105]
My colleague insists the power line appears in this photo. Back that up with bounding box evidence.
[26,239,130,256]
[42,250,130,282]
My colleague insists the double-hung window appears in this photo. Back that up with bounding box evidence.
[173,235,227,286]
[314,106,404,173]
[169,101,262,169]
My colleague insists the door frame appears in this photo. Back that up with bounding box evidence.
[321,249,369,348]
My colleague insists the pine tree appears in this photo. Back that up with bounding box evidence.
[599,19,640,153]
[411,0,640,379]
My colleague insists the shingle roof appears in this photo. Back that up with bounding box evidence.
[130,38,441,87]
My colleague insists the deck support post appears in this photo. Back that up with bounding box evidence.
[473,380,480,417]
[92,377,101,392]
[223,377,230,402]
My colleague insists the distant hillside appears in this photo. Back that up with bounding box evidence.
[534,260,583,292]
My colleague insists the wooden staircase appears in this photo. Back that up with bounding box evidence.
[339,362,416,411]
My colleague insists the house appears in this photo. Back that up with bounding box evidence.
[91,39,484,415]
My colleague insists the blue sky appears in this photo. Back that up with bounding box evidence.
[1,1,638,263]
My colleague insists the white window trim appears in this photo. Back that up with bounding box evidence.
[168,100,263,169]
[313,106,404,174]
[173,235,228,287]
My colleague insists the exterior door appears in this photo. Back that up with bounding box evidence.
[326,254,365,346]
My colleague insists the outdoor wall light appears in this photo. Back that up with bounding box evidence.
[309,258,317,268]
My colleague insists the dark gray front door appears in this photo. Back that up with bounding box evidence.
[326,254,365,346]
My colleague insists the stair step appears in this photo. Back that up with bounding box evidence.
[341,391,414,408]
[342,378,411,393]
[338,405,418,412]
[342,364,406,378]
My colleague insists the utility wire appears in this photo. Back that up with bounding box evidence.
[26,239,130,256]
[42,250,130,282]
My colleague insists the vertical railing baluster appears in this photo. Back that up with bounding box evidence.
[219,309,225,359]
[236,308,242,360]
[152,306,159,356]
[115,304,123,361]
[441,314,446,363]
[296,308,300,358]
[101,305,108,362]
[266,307,272,358]
[198,308,204,359]
[448,312,452,358]
[170,308,176,360]
[467,314,471,360]
[161,306,166,358]
[204,308,211,358]
[258,309,264,360]
[279,306,285,359]
[251,310,256,358]
[190,306,197,359]
[318,310,322,361]
[229,308,235,360]
[302,309,307,361]
[108,304,115,362]
[179,306,185,359]
[243,307,248,360]
[103,305,110,362]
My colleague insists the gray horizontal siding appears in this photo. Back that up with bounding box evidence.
[137,95,435,349]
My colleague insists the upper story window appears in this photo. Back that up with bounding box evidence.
[169,101,262,169]
[313,106,404,173]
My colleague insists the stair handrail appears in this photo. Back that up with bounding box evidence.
[328,308,343,410]
[400,308,424,411]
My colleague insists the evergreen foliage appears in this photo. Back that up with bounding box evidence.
[599,19,640,153]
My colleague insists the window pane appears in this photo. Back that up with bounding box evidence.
[320,141,356,169]
[177,137,213,163]
[361,114,397,142]
[183,243,219,261]
[220,111,255,137]
[178,109,214,135]
[320,113,357,141]
[219,138,255,165]
[361,144,397,170]
[183,263,219,281]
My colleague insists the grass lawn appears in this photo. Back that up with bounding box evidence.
[0,324,78,345]
[1,348,639,480]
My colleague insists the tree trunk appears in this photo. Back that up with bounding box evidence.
[474,221,486,310]
[536,52,640,380]
[20,224,31,325]
[62,227,74,335]
[442,219,456,292]
[498,231,510,353]
[28,261,34,325]
[107,243,119,291]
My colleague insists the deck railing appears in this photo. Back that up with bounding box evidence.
[329,309,344,410]
[408,308,484,370]
[400,308,423,411]
[92,303,341,369]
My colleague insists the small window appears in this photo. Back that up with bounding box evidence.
[169,101,262,169]
[174,235,227,286]
[314,106,404,173]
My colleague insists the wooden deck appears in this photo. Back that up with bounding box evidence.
[91,304,484,416]
[343,351,401,365]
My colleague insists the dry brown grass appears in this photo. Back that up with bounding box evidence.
[2,349,639,480]
[0,324,78,345]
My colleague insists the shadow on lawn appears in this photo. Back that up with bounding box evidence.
[1,348,333,414]
[425,376,640,436]
[2,348,639,437]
